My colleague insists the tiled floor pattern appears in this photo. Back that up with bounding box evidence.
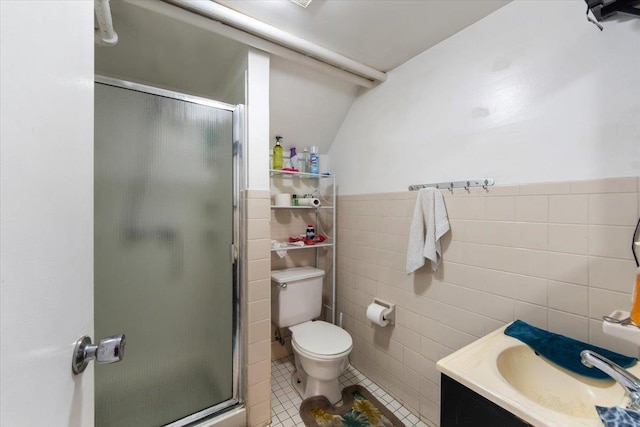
[270,355,430,427]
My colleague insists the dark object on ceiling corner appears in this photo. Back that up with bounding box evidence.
[586,0,640,21]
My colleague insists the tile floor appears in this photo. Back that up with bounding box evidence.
[269,355,430,427]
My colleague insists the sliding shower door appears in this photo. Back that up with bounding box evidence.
[94,79,240,427]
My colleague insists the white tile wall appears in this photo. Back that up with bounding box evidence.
[244,189,273,427]
[336,176,640,427]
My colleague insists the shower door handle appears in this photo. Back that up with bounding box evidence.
[72,334,126,374]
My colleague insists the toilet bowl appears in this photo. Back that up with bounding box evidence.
[271,267,353,403]
[289,320,353,404]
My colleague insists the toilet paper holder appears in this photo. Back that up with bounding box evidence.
[372,298,395,325]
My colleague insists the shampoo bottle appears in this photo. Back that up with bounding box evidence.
[273,136,283,170]
[290,147,298,170]
[631,266,640,325]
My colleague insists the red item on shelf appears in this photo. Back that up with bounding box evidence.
[281,167,299,172]
[288,234,325,244]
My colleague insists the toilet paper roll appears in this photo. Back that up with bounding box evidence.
[366,303,390,327]
[319,154,331,174]
[298,197,321,207]
[274,193,291,207]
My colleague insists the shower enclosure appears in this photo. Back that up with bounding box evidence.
[94,77,242,426]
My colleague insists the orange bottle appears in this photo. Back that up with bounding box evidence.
[631,267,640,325]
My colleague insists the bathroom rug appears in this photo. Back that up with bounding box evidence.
[299,384,405,427]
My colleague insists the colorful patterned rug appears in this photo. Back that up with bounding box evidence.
[299,385,405,427]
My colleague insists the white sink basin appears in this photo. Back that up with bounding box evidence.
[497,344,627,418]
[437,324,640,426]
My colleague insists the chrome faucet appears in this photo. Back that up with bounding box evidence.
[581,350,640,410]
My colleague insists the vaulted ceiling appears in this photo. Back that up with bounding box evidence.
[96,0,511,154]
[216,0,510,72]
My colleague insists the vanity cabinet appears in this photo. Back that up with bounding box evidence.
[441,375,532,427]
[269,170,336,323]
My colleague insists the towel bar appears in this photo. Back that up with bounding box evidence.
[408,178,495,191]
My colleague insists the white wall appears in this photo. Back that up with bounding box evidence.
[330,0,640,195]
[215,49,249,105]
[270,56,359,156]
[95,0,248,105]
[246,48,271,190]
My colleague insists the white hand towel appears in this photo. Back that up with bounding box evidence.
[406,188,450,274]
[271,240,288,259]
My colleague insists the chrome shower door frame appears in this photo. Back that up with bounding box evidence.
[95,75,244,427]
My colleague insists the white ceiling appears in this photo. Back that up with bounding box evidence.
[96,0,511,156]
[215,0,510,72]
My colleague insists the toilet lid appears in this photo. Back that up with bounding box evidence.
[290,321,352,356]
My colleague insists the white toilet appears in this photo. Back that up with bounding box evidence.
[271,267,353,404]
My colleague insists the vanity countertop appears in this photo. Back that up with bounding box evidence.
[437,324,640,427]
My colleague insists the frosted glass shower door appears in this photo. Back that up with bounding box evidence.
[94,82,237,427]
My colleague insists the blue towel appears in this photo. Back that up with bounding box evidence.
[504,320,637,380]
[596,406,640,427]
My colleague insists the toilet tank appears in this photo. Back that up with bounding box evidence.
[271,267,325,328]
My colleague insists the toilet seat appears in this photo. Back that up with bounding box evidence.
[290,320,353,360]
[292,339,352,361]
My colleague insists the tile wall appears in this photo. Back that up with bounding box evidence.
[336,177,640,427]
[243,189,273,427]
